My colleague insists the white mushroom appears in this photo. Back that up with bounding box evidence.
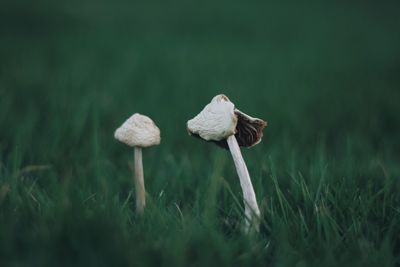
[114,113,161,214]
[187,94,267,232]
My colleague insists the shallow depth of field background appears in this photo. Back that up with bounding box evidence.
[1,1,400,266]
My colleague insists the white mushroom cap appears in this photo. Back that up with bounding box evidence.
[187,94,267,148]
[187,94,237,141]
[114,113,161,148]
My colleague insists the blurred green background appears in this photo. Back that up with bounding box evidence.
[1,1,400,266]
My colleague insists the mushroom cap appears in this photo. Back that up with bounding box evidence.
[187,94,267,149]
[114,113,161,148]
[187,94,237,142]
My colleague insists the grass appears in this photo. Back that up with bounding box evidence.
[1,1,400,266]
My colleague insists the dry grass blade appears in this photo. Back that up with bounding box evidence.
[14,165,52,178]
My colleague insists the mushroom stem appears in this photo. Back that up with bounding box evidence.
[227,135,261,232]
[134,147,145,214]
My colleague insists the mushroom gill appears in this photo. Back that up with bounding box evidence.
[234,109,267,148]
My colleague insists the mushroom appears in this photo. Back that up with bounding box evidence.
[114,113,161,214]
[187,94,267,231]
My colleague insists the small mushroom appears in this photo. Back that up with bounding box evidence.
[114,113,160,214]
[187,94,267,231]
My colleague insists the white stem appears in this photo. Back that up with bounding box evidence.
[134,147,145,214]
[227,135,261,232]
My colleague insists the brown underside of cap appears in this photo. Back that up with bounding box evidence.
[234,110,267,147]
[191,110,267,149]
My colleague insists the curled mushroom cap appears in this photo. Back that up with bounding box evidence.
[234,109,267,148]
[114,113,161,148]
[187,94,267,149]
[187,95,237,142]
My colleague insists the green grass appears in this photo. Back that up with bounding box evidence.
[1,1,400,266]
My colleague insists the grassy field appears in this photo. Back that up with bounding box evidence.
[1,1,400,266]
